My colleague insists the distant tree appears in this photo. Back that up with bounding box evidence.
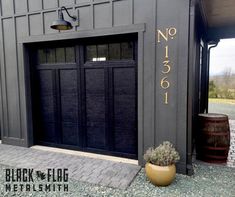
[222,67,232,88]
[209,80,218,98]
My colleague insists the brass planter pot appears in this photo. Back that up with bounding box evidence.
[145,163,176,186]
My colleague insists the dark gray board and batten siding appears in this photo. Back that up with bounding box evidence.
[0,0,193,174]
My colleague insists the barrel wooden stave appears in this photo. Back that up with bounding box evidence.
[197,113,230,163]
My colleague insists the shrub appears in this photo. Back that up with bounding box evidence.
[144,141,180,166]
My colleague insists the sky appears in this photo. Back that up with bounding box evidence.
[210,38,235,76]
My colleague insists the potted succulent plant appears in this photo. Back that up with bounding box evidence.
[144,141,180,186]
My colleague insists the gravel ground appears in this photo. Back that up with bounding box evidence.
[0,163,234,197]
[228,120,235,167]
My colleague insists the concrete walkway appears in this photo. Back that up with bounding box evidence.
[0,144,140,189]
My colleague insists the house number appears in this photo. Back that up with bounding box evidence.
[157,27,177,104]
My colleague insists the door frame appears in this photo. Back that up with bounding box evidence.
[18,23,145,164]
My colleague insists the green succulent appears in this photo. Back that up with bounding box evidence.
[144,141,180,166]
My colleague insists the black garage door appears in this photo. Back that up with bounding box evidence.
[30,37,137,158]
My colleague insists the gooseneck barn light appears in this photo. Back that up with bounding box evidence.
[51,6,79,30]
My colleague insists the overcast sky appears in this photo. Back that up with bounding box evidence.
[210,38,235,76]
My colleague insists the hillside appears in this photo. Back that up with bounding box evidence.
[210,74,235,89]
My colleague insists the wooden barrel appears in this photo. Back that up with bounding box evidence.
[197,113,230,163]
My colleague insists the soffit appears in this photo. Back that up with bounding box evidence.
[202,0,235,28]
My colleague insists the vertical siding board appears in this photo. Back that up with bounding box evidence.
[0,0,2,16]
[13,16,23,139]
[16,16,30,140]
[91,1,94,29]
[28,0,42,12]
[137,31,144,165]
[113,0,131,27]
[16,16,29,38]
[93,3,111,28]
[130,0,134,25]
[2,18,21,138]
[29,14,43,36]
[134,0,155,152]
[176,0,190,167]
[1,0,14,16]
[17,44,29,143]
[0,18,9,138]
[43,0,57,9]
[76,6,92,30]
[14,0,27,14]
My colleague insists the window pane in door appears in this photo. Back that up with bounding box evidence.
[38,49,47,64]
[121,42,133,60]
[47,48,56,63]
[65,47,75,62]
[109,43,121,60]
[97,44,108,61]
[56,48,66,63]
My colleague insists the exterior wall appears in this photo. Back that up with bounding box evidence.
[0,0,192,174]
[188,0,208,162]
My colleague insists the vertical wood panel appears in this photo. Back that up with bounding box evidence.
[76,6,92,30]
[0,18,8,137]
[29,14,43,35]
[0,0,2,16]
[28,0,42,12]
[14,0,27,14]
[43,0,57,9]
[133,0,156,152]
[113,0,131,26]
[16,17,30,140]
[16,16,29,39]
[94,3,111,28]
[2,18,21,138]
[1,0,14,16]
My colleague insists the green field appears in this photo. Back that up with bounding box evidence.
[209,98,235,120]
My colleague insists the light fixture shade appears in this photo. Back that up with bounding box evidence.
[50,10,73,30]
[50,19,73,30]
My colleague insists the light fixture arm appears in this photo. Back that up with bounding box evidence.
[60,6,77,21]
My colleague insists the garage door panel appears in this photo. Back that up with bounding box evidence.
[85,68,105,94]
[86,95,105,122]
[113,67,136,95]
[61,95,79,122]
[39,95,56,122]
[60,69,78,94]
[114,128,137,154]
[114,95,136,121]
[61,122,79,146]
[38,70,54,95]
[33,40,137,158]
[86,122,106,149]
[39,122,57,143]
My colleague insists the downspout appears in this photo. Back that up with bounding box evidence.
[205,40,219,113]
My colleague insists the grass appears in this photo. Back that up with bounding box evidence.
[209,98,235,104]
